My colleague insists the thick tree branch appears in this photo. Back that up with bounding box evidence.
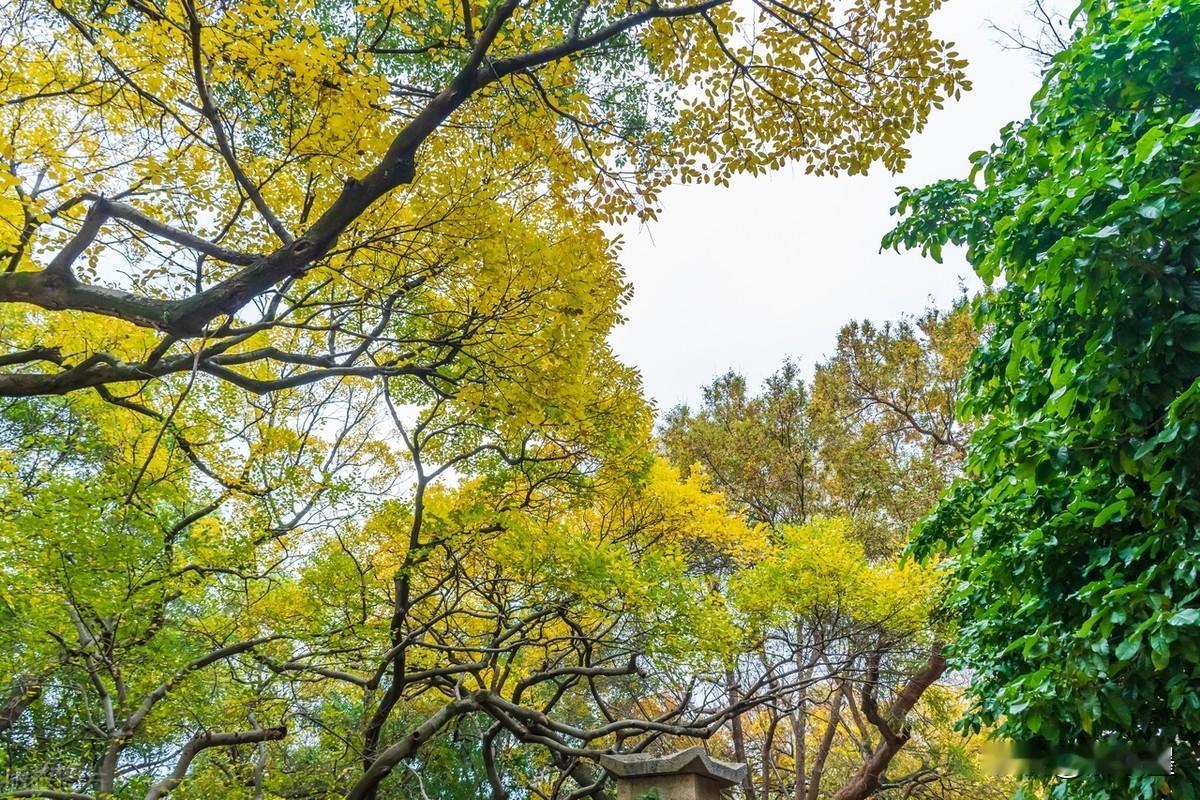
[830,645,947,800]
[346,695,482,800]
[143,726,287,800]
[123,637,278,735]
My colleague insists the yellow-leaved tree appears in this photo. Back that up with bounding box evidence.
[0,0,965,396]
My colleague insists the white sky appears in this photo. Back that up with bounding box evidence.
[609,1,1058,415]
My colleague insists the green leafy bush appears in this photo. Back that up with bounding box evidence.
[885,2,1200,798]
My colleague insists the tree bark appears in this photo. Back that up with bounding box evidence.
[0,674,42,733]
[792,621,811,800]
[805,685,845,800]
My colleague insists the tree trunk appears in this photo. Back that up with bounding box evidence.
[761,710,781,800]
[792,621,810,800]
[805,685,845,800]
[726,669,756,800]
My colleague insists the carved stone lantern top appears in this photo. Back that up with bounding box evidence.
[599,747,745,800]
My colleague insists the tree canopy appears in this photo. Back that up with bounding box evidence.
[0,0,965,399]
[0,303,997,800]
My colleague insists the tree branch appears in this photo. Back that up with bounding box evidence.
[143,726,286,800]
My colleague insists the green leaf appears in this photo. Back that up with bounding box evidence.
[1168,608,1200,626]
[1115,637,1141,661]
[1135,127,1166,162]
[1151,635,1170,670]
[1109,692,1133,727]
[1086,224,1122,239]
[1137,198,1165,219]
[1094,500,1126,527]
[1134,423,1181,459]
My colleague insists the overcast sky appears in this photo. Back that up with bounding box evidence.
[608,1,1060,416]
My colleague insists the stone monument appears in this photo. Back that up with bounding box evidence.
[599,747,745,800]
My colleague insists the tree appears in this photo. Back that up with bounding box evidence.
[885,1,1200,797]
[2,363,895,800]
[0,351,785,799]
[809,300,976,558]
[0,379,389,798]
[659,301,1000,800]
[662,300,976,556]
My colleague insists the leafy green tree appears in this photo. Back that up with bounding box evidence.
[810,299,977,559]
[662,299,977,558]
[886,2,1200,797]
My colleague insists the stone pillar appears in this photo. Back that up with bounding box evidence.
[599,747,745,800]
